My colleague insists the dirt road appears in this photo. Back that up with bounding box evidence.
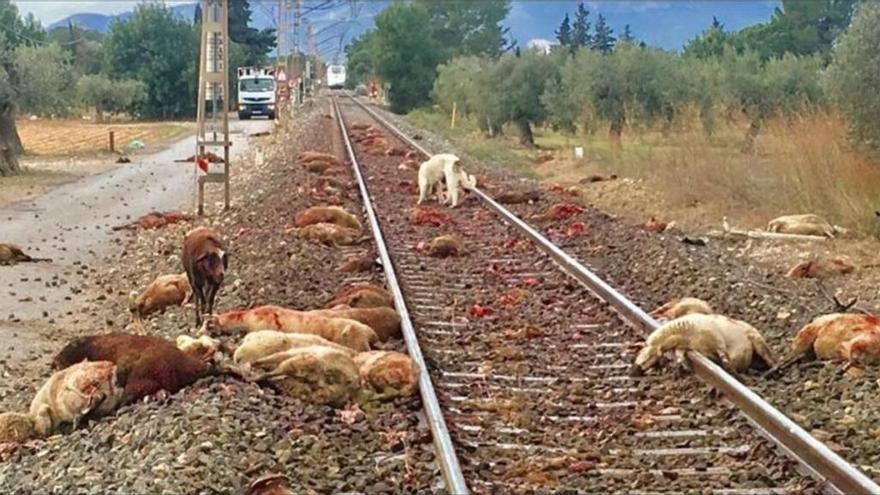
[0,118,270,351]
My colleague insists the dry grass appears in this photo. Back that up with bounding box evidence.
[407,108,880,236]
[559,112,880,236]
[16,119,192,157]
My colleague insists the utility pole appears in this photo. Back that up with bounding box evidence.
[293,0,301,55]
[277,0,287,58]
[195,0,231,215]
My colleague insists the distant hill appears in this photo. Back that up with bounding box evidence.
[48,3,197,32]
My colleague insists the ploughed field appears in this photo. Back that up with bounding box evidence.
[16,119,191,157]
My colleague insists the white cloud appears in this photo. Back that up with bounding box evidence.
[13,1,192,26]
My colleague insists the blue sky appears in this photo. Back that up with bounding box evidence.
[13,1,781,56]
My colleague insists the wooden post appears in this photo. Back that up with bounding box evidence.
[108,131,115,152]
[450,102,457,130]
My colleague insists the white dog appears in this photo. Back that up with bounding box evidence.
[417,153,476,208]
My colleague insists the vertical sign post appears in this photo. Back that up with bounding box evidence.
[195,0,231,215]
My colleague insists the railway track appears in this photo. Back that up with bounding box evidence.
[329,94,879,494]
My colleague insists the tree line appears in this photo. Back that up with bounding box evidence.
[0,0,274,175]
[349,0,879,152]
[344,0,513,113]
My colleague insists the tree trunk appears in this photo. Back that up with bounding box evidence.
[609,120,623,150]
[0,105,22,177]
[742,118,762,154]
[0,104,23,154]
[516,119,534,147]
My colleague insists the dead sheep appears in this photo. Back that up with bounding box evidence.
[30,360,124,436]
[786,257,855,279]
[649,297,714,322]
[305,306,401,341]
[52,333,217,405]
[0,412,36,443]
[772,314,880,373]
[767,214,838,238]
[254,345,360,407]
[579,174,618,184]
[246,474,294,495]
[419,234,465,258]
[294,206,362,231]
[532,203,585,222]
[327,283,393,309]
[175,335,220,362]
[296,151,342,168]
[336,250,378,273]
[112,211,193,231]
[495,190,541,205]
[297,223,362,246]
[633,314,777,375]
[354,351,418,398]
[638,217,670,233]
[233,330,357,365]
[210,306,378,351]
[130,273,192,323]
[303,161,336,174]
[0,243,51,264]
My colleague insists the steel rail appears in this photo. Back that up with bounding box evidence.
[345,93,880,495]
[331,97,470,495]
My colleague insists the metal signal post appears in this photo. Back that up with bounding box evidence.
[195,0,231,215]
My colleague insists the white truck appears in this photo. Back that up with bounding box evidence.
[236,67,276,120]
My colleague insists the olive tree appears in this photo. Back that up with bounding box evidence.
[825,2,880,148]
[13,43,74,117]
[76,74,146,121]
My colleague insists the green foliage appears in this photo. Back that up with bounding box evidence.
[491,51,562,145]
[13,43,75,116]
[571,3,591,50]
[825,1,880,148]
[686,0,857,61]
[102,3,198,118]
[47,24,103,76]
[75,73,145,120]
[684,19,734,60]
[371,3,443,113]
[346,1,511,107]
[591,14,615,53]
[555,14,572,46]
[415,0,512,58]
[344,31,377,89]
[228,0,276,65]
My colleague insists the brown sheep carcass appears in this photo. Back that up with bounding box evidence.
[786,257,855,279]
[0,243,51,264]
[354,351,418,398]
[294,206,362,231]
[297,223,362,246]
[51,333,213,404]
[210,306,377,351]
[130,273,191,323]
[327,283,394,309]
